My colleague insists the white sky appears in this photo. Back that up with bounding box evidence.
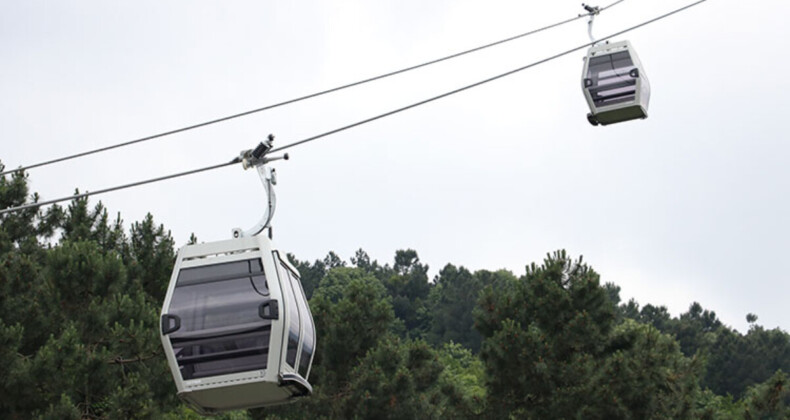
[1,0,788,333]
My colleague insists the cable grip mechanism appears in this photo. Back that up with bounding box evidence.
[233,134,290,239]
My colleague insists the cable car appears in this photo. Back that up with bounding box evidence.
[579,4,650,126]
[582,40,650,126]
[160,139,315,415]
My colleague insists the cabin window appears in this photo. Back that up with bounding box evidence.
[167,259,272,380]
[278,260,301,369]
[294,276,314,378]
[586,51,638,107]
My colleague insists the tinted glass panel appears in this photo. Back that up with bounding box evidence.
[586,51,638,107]
[173,328,271,380]
[177,259,264,286]
[168,258,272,380]
[286,330,299,368]
[294,275,314,378]
[278,261,301,368]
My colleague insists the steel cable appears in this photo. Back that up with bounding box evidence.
[0,0,707,216]
[0,2,623,177]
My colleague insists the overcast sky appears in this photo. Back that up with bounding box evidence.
[2,0,788,333]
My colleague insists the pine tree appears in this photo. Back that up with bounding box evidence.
[475,250,701,419]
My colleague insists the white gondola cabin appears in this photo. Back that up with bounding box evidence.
[160,234,315,415]
[582,40,651,126]
[160,138,315,415]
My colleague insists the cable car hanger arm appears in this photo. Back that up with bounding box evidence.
[582,3,601,45]
[233,134,289,239]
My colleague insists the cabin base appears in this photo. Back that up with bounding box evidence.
[590,105,647,126]
[180,377,309,415]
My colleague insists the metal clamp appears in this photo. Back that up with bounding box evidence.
[237,134,290,170]
[582,3,600,15]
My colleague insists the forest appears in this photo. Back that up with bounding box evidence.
[1,164,789,419]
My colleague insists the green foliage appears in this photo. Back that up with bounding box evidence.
[381,249,432,338]
[624,296,790,400]
[0,320,26,412]
[705,325,790,398]
[128,213,175,301]
[310,267,395,379]
[695,389,744,420]
[0,167,43,252]
[590,320,702,419]
[675,302,724,357]
[741,370,790,419]
[474,250,708,419]
[429,264,482,352]
[162,405,250,420]
[437,342,486,413]
[0,170,179,418]
[696,370,790,419]
[350,248,379,272]
[336,336,447,419]
[40,393,82,420]
[625,300,723,357]
[255,265,466,420]
[475,250,616,418]
[0,249,51,352]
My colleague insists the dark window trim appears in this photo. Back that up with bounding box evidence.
[177,345,270,366]
[170,322,271,343]
[276,253,302,369]
[177,259,264,287]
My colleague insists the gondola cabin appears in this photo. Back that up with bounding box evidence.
[160,234,315,415]
[582,40,650,126]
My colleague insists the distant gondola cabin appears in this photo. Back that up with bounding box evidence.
[582,40,651,126]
